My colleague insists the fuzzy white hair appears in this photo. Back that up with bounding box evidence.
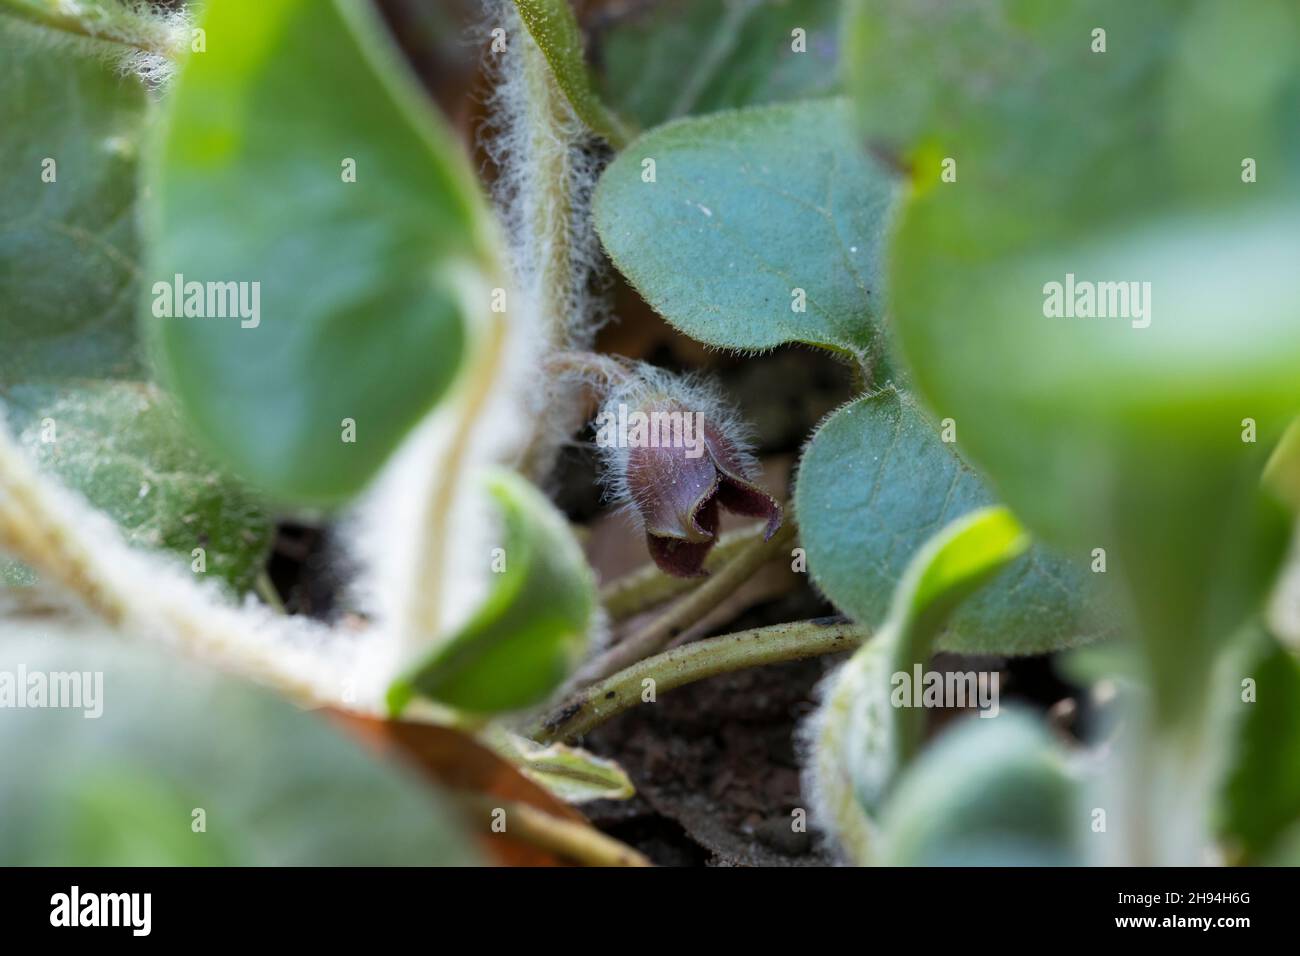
[593,363,762,531]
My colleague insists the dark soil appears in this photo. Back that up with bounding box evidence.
[580,591,849,867]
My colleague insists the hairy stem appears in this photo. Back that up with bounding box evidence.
[600,519,771,621]
[543,349,635,389]
[519,26,576,343]
[454,792,651,866]
[532,617,862,743]
[501,7,610,478]
[561,514,798,691]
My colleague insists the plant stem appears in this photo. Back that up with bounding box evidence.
[543,350,636,390]
[562,515,798,691]
[600,519,771,621]
[403,308,508,657]
[505,10,613,479]
[532,617,862,743]
[255,570,286,615]
[519,27,576,345]
[454,792,651,866]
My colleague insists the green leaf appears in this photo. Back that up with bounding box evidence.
[0,15,272,591]
[1264,418,1300,513]
[853,0,1300,722]
[593,98,898,363]
[878,710,1080,866]
[511,0,633,146]
[0,624,478,865]
[598,0,841,129]
[0,14,145,383]
[846,0,1300,252]
[796,388,1105,655]
[1218,628,1300,862]
[489,730,635,804]
[3,383,273,592]
[147,0,499,505]
[0,0,186,62]
[806,506,1031,863]
[389,469,597,715]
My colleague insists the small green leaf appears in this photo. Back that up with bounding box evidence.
[796,388,1105,655]
[599,0,841,129]
[0,15,272,592]
[511,0,633,147]
[1218,628,1300,862]
[594,98,898,363]
[807,507,1032,863]
[878,710,1081,867]
[389,470,597,715]
[489,730,635,804]
[0,625,478,865]
[148,0,499,504]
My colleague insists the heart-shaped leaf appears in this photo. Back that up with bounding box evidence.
[388,469,597,715]
[0,13,272,591]
[594,98,898,365]
[796,387,1106,655]
[0,624,478,865]
[148,0,499,504]
[599,0,841,129]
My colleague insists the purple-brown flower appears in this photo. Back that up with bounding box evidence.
[597,382,782,578]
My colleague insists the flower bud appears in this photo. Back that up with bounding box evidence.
[595,370,782,577]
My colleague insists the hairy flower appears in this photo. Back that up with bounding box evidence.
[595,369,782,577]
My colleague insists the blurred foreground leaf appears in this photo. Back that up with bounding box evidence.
[853,0,1300,722]
[1218,628,1300,862]
[0,14,271,591]
[879,710,1080,866]
[149,0,499,504]
[0,626,478,865]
